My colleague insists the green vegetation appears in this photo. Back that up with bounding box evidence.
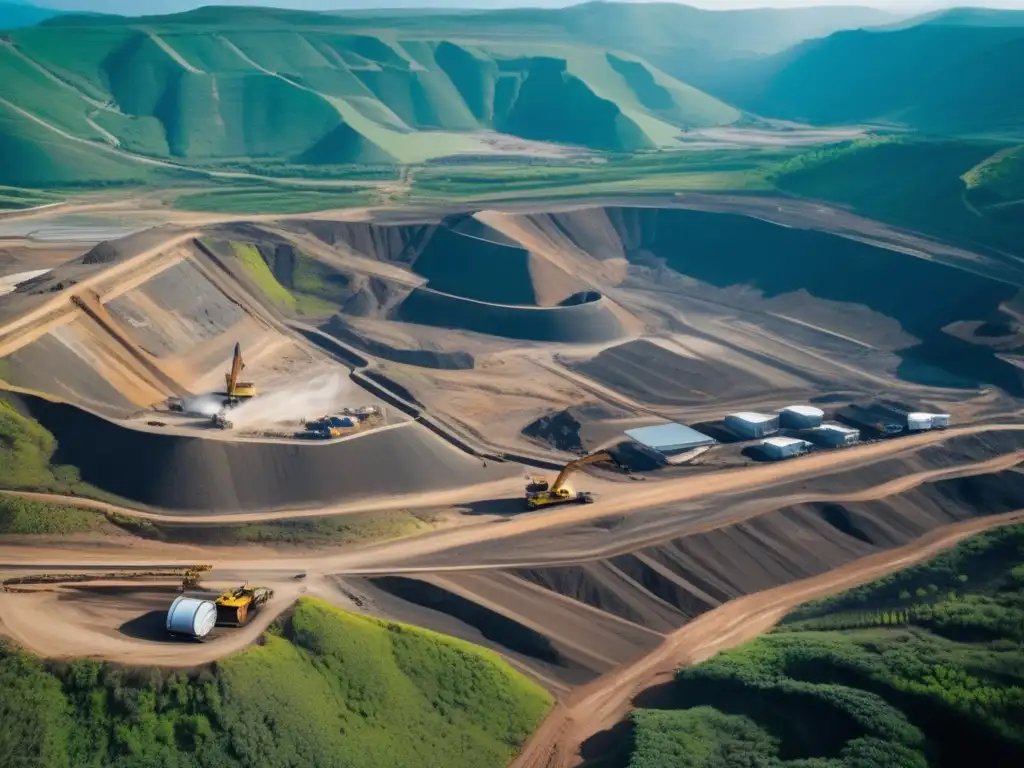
[710,24,1024,137]
[108,509,434,547]
[230,242,297,309]
[411,148,780,202]
[0,496,105,535]
[0,597,552,768]
[173,187,373,214]
[774,137,1024,255]
[0,399,82,492]
[625,524,1024,768]
[0,186,61,211]
[0,8,758,185]
[228,241,340,317]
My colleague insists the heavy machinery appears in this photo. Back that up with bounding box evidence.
[223,343,256,405]
[525,451,616,510]
[215,584,274,626]
[180,565,212,591]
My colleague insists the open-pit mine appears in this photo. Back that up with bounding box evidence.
[3,194,1023,765]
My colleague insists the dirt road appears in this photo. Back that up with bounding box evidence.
[1,424,1021,573]
[509,508,1024,768]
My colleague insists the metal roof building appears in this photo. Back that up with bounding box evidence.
[625,423,716,455]
[779,405,824,429]
[725,411,780,439]
[761,436,812,460]
[807,424,860,447]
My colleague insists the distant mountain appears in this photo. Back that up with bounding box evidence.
[0,1,63,29]
[885,7,1024,30]
[700,23,1024,137]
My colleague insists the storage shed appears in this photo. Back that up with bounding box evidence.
[779,405,824,429]
[808,424,860,447]
[725,411,779,439]
[836,404,903,436]
[761,437,811,460]
[906,412,934,431]
[625,423,715,455]
[166,596,217,639]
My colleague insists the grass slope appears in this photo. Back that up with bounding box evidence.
[773,137,1024,255]
[711,25,1024,137]
[625,524,1024,768]
[228,241,343,317]
[0,597,552,768]
[0,8,745,183]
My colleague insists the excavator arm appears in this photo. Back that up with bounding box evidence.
[551,450,614,491]
[225,343,244,395]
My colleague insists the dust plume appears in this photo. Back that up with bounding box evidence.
[225,373,357,429]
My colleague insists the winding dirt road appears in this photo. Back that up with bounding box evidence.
[509,509,1024,768]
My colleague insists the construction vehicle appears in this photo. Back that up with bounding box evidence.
[180,565,212,591]
[525,474,550,494]
[526,451,617,510]
[214,584,274,626]
[223,343,256,405]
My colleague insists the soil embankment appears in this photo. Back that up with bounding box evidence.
[396,287,623,343]
[14,394,516,513]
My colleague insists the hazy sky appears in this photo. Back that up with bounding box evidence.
[34,0,1024,17]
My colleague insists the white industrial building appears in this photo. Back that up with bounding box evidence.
[906,412,952,431]
[761,436,812,460]
[625,422,716,455]
[808,424,860,447]
[725,411,779,439]
[779,405,824,429]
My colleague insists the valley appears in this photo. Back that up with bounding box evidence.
[2,2,1024,767]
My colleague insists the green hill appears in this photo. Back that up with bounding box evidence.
[0,597,552,768]
[0,6,757,181]
[706,24,1024,137]
[772,137,1024,256]
[625,524,1024,768]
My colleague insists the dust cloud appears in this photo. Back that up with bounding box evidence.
[225,373,357,429]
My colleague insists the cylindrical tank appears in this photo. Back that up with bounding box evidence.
[166,596,217,639]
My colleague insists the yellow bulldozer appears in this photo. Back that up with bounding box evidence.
[215,584,274,627]
[525,451,618,510]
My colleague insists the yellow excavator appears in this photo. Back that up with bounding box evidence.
[224,343,256,403]
[525,451,616,510]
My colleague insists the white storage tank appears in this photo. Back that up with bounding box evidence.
[779,405,824,429]
[725,411,780,439]
[166,596,217,639]
[761,436,812,460]
[809,424,859,447]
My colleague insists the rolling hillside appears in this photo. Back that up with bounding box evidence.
[0,5,750,180]
[704,22,1024,137]
[0,1,63,30]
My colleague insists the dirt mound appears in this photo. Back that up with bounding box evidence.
[17,395,514,513]
[515,462,1024,633]
[509,205,1023,394]
[396,287,622,343]
[522,409,584,453]
[570,338,778,406]
[321,316,474,370]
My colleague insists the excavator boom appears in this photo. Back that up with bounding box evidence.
[224,343,256,399]
[525,451,616,510]
[551,450,613,491]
